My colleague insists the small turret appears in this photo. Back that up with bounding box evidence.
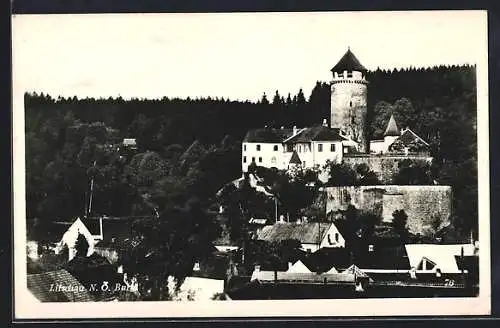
[383,114,400,149]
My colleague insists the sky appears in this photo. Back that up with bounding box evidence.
[12,11,487,102]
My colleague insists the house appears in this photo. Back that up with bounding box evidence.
[212,229,239,253]
[91,216,138,263]
[167,276,225,301]
[250,264,355,285]
[370,114,430,155]
[242,123,356,175]
[256,222,346,253]
[286,260,311,273]
[27,269,95,302]
[122,138,137,149]
[404,244,476,274]
[54,217,105,261]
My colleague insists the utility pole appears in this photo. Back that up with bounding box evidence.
[87,160,97,218]
[274,196,278,223]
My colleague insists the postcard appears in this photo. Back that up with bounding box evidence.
[12,10,491,319]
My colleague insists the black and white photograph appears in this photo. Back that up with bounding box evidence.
[12,10,490,318]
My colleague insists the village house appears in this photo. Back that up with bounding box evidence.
[54,217,103,261]
[256,222,346,253]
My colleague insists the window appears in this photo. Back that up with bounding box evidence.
[243,145,246,151]
[273,145,278,151]
[256,144,261,151]
[243,156,247,163]
[335,233,339,242]
[330,144,336,152]
[318,144,323,152]
[349,101,353,107]
[302,161,306,167]
[298,145,302,153]
[252,157,255,162]
[271,157,276,164]
[258,157,262,163]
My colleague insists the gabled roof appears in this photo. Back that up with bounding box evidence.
[394,128,430,147]
[325,266,339,274]
[287,260,311,273]
[27,269,94,302]
[342,264,371,279]
[284,126,346,144]
[331,48,367,73]
[257,223,332,245]
[384,115,400,137]
[289,151,302,164]
[404,244,475,273]
[243,128,293,143]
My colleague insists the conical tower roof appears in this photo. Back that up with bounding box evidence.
[383,114,400,137]
[331,48,367,73]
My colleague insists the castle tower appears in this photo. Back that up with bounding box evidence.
[330,48,369,152]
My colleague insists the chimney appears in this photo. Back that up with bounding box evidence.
[288,262,293,270]
[254,265,261,273]
[293,125,298,135]
[322,119,328,127]
[281,126,284,129]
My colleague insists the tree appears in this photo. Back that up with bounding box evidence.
[260,92,269,105]
[392,209,409,242]
[74,233,90,258]
[354,163,380,185]
[260,167,321,222]
[272,90,282,105]
[120,198,220,301]
[324,162,357,186]
[392,159,433,185]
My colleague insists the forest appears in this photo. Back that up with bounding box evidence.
[24,64,478,296]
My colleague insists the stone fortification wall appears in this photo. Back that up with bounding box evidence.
[325,185,452,236]
[343,154,433,184]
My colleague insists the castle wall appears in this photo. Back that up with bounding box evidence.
[343,154,433,184]
[325,185,452,236]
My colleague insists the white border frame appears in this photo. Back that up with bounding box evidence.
[12,10,491,319]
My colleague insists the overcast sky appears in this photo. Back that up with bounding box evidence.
[12,11,487,102]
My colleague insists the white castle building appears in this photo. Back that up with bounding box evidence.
[241,48,430,176]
